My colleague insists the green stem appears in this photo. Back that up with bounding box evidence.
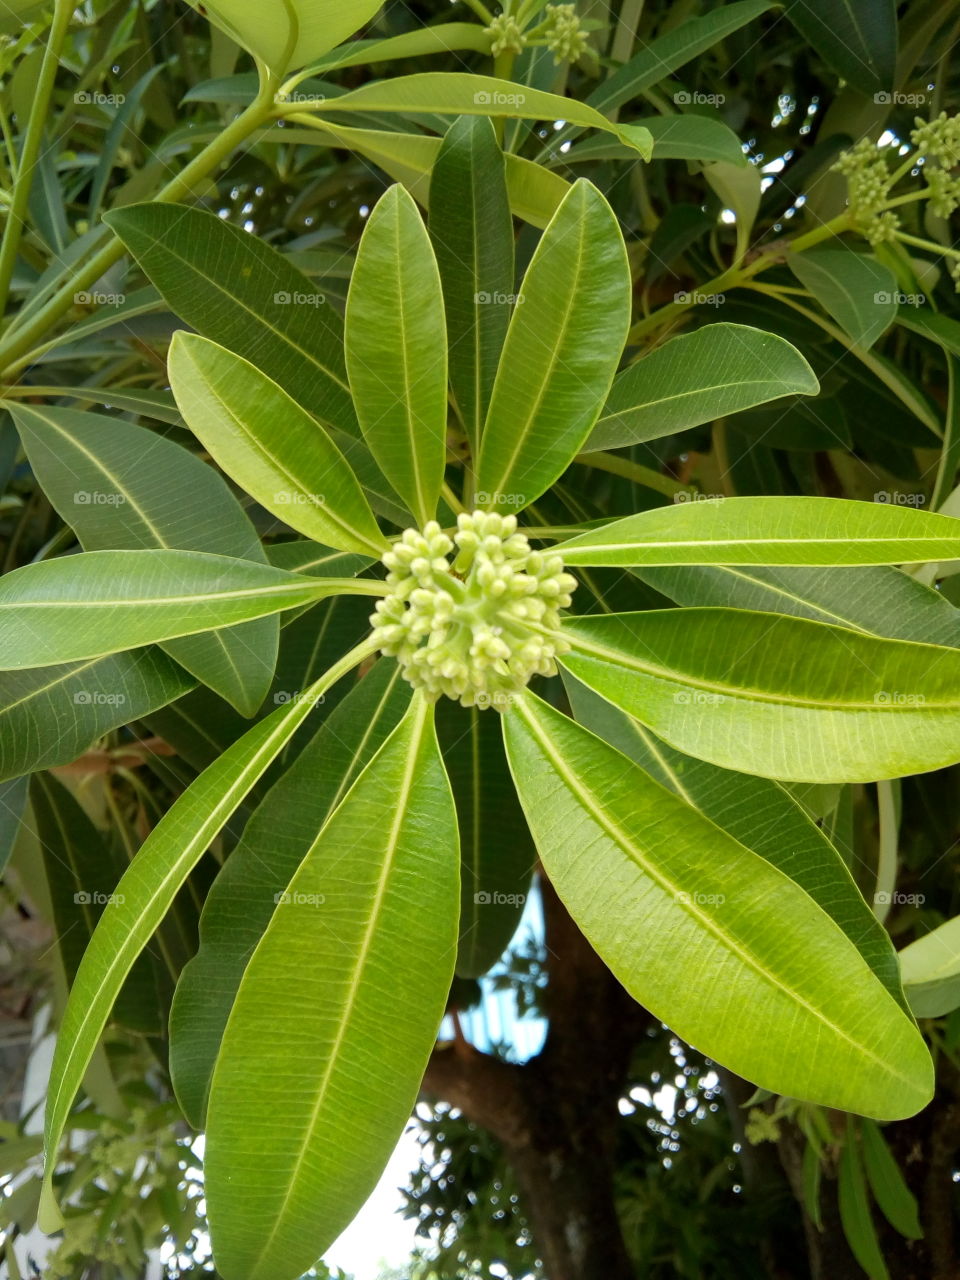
[462,0,495,23]
[932,353,960,510]
[0,77,281,379]
[874,780,899,925]
[0,0,74,319]
[575,449,686,497]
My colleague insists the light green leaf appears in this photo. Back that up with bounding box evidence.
[205,694,459,1280]
[588,324,819,451]
[184,0,384,72]
[168,333,386,558]
[105,204,357,439]
[169,659,411,1127]
[306,23,493,75]
[39,636,377,1231]
[430,116,514,461]
[0,550,382,671]
[0,652,194,782]
[839,1125,890,1280]
[563,674,906,1009]
[784,0,896,96]
[900,916,960,1017]
[475,180,630,512]
[503,692,932,1118]
[789,248,897,350]
[562,115,748,167]
[313,73,654,160]
[557,496,960,566]
[559,609,960,782]
[702,160,761,262]
[13,402,279,716]
[345,184,448,526]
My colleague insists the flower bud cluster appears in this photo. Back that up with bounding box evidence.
[832,138,900,244]
[544,3,590,63]
[910,111,960,165]
[371,512,577,709]
[486,13,526,56]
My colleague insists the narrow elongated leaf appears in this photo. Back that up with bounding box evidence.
[560,610,960,782]
[205,694,459,1280]
[564,674,905,1008]
[430,117,514,460]
[0,650,193,781]
[475,180,630,512]
[13,403,278,715]
[558,496,960,566]
[168,334,386,557]
[860,1120,923,1239]
[436,700,535,979]
[316,73,654,160]
[784,0,896,95]
[39,637,377,1231]
[0,550,380,670]
[789,248,897,350]
[345,185,448,526]
[839,1128,890,1280]
[588,324,819,451]
[186,0,384,71]
[503,693,932,1118]
[900,916,960,1017]
[105,204,357,438]
[562,115,748,167]
[170,660,412,1126]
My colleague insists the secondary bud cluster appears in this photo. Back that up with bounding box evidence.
[544,4,590,64]
[371,512,577,710]
[486,13,526,56]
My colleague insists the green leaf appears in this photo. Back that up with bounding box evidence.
[475,180,630,512]
[563,674,906,1010]
[104,204,357,438]
[702,160,762,263]
[789,248,898,350]
[0,776,27,871]
[307,23,493,75]
[860,1119,923,1239]
[436,700,535,979]
[169,659,412,1127]
[185,0,384,72]
[587,324,819,451]
[13,403,279,715]
[204,694,459,1280]
[559,609,960,782]
[0,550,380,670]
[839,1124,890,1280]
[39,637,377,1231]
[784,0,897,95]
[0,651,194,781]
[503,692,932,1118]
[557,496,960,566]
[315,73,653,159]
[562,116,748,168]
[345,185,448,526]
[30,773,159,1035]
[168,334,387,558]
[430,117,514,460]
[900,916,960,1017]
